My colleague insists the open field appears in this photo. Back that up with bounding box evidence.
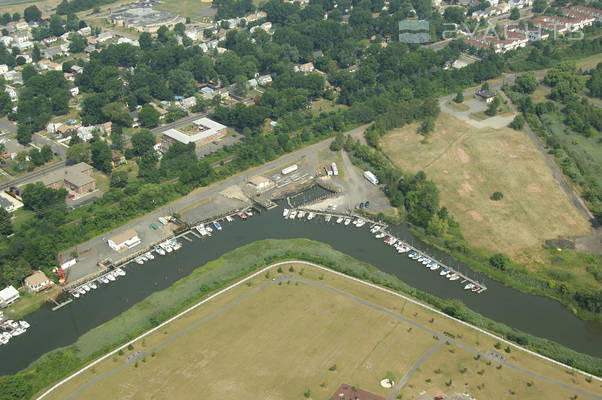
[445,101,470,112]
[381,112,590,255]
[40,262,602,400]
[575,53,602,70]
[154,0,213,18]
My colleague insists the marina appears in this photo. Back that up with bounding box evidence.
[0,312,30,346]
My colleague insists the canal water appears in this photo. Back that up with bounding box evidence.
[1,206,601,375]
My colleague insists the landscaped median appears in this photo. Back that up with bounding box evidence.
[0,239,599,400]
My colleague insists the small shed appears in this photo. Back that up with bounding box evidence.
[25,271,53,293]
[476,89,496,103]
[0,286,19,308]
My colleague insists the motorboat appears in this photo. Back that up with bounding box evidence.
[6,320,18,330]
[213,221,222,231]
[115,268,126,276]
[11,327,25,336]
[307,212,315,220]
[355,219,365,227]
[135,257,144,265]
[336,216,344,224]
[78,287,86,295]
[384,237,391,244]
[449,274,460,281]
[464,283,474,290]
[246,210,253,217]
[375,232,386,239]
[389,238,397,246]
[289,210,297,219]
[82,284,90,292]
[156,247,166,256]
[298,210,305,219]
[325,214,332,222]
[283,208,289,218]
[226,215,233,222]
[422,258,429,265]
[239,212,247,220]
[107,272,116,281]
[344,218,351,225]
[472,285,481,292]
[19,321,30,329]
[172,241,182,251]
[145,252,155,260]
[100,276,110,284]
[89,281,97,290]
[430,264,440,271]
[0,334,8,345]
[165,245,173,253]
[440,268,449,276]
[140,255,148,262]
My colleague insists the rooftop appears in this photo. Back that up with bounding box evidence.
[39,162,94,188]
[109,229,139,245]
[163,118,227,144]
[25,271,50,287]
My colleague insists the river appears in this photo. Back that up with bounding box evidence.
[1,205,601,375]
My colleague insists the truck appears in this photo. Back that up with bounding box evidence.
[158,217,168,225]
[150,223,159,230]
[363,170,379,185]
[281,164,298,175]
[331,162,338,176]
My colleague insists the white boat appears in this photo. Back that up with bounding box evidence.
[82,284,90,292]
[2,332,12,340]
[107,272,116,281]
[78,287,86,295]
[156,247,166,256]
[19,321,30,329]
[449,274,460,281]
[307,212,315,220]
[101,276,110,284]
[389,238,397,246]
[370,226,380,233]
[89,281,97,290]
[298,210,305,219]
[375,232,385,239]
[206,226,213,233]
[325,214,332,222]
[422,258,429,265]
[116,268,126,276]
[344,218,351,225]
[226,215,233,222]
[165,245,173,253]
[0,335,8,345]
[430,264,440,271]
[246,210,253,216]
[336,216,344,224]
[289,210,297,219]
[355,219,365,227]
[135,257,144,265]
[140,255,148,262]
[145,252,155,260]
[6,320,18,330]
[464,283,474,290]
[213,221,222,231]
[283,208,289,217]
[11,327,25,336]
[440,269,449,276]
[172,241,182,250]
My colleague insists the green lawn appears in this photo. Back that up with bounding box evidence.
[445,100,470,112]
[154,0,213,18]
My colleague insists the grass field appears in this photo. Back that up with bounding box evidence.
[154,0,213,18]
[445,101,470,112]
[41,263,601,400]
[381,112,590,255]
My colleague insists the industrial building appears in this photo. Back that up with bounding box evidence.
[39,162,95,195]
[109,7,184,33]
[161,118,227,150]
[107,229,141,252]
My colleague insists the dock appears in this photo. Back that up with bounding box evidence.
[291,208,487,293]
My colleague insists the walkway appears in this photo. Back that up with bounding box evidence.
[41,261,601,400]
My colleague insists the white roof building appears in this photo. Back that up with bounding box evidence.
[0,286,19,308]
[107,229,141,252]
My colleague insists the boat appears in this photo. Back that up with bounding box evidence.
[344,218,351,225]
[336,216,344,224]
[408,251,416,258]
[107,272,116,281]
[101,276,110,284]
[449,274,460,281]
[440,268,449,276]
[325,214,332,222]
[2,332,11,341]
[472,285,481,292]
[156,247,165,256]
[172,241,182,250]
[375,232,386,239]
[289,210,297,219]
[140,255,148,262]
[430,264,440,271]
[298,210,305,219]
[6,320,18,330]
[135,257,144,265]
[18,321,29,329]
[384,237,391,244]
[165,244,173,252]
[226,215,233,222]
[82,284,90,292]
[464,283,474,290]
[370,225,380,233]
[72,291,80,298]
[355,219,365,227]
[213,221,222,231]
[283,208,289,218]
[307,212,315,220]
[11,327,25,336]
[206,226,213,233]
[197,225,208,236]
[116,268,126,276]
[239,212,247,220]
[145,252,155,260]
[246,210,253,217]
[422,258,429,265]
[78,287,86,295]
[89,281,97,290]
[389,238,397,246]
[0,334,8,345]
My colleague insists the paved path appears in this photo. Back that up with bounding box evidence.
[0,160,67,191]
[52,262,601,400]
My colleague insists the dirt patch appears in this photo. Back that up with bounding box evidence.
[456,148,470,164]
[460,182,473,194]
[468,210,483,221]
[527,183,542,193]
[562,213,577,226]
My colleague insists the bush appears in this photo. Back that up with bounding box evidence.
[490,191,504,200]
[509,114,525,130]
[489,253,510,271]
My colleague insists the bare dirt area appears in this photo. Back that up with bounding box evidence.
[381,113,591,255]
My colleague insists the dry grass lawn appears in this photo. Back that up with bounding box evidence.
[41,264,600,400]
[381,113,590,254]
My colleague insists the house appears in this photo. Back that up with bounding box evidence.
[42,36,58,46]
[0,286,20,308]
[330,384,385,400]
[46,122,63,134]
[42,46,64,60]
[96,32,114,43]
[70,86,80,96]
[25,271,53,293]
[185,29,200,41]
[247,78,258,89]
[248,175,274,191]
[570,5,602,22]
[257,74,272,86]
[0,191,23,212]
[77,26,91,36]
[15,22,29,30]
[39,162,96,195]
[0,64,8,74]
[77,126,96,141]
[3,70,23,85]
[107,229,141,252]
[4,86,17,102]
[15,41,33,51]
[294,62,314,73]
[38,59,62,71]
[476,89,496,103]
[260,22,272,32]
[162,117,227,150]
[71,65,84,74]
[150,102,168,118]
[181,96,197,109]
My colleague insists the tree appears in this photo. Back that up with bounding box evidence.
[66,142,90,164]
[491,191,504,200]
[90,140,112,173]
[41,145,53,162]
[489,253,509,270]
[513,72,538,94]
[29,148,44,166]
[485,96,500,116]
[23,5,41,22]
[454,91,464,103]
[586,64,602,99]
[0,90,11,117]
[510,7,520,20]
[0,207,12,236]
[532,0,547,13]
[16,124,31,145]
[102,102,132,126]
[110,170,128,188]
[509,114,525,130]
[50,14,65,36]
[12,12,20,22]
[419,118,435,135]
[168,69,196,96]
[444,6,465,24]
[68,32,87,53]
[1,13,11,25]
[139,32,153,50]
[131,128,156,155]
[174,22,186,36]
[32,44,41,62]
[111,131,124,150]
[138,104,160,128]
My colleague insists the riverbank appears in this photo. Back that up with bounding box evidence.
[2,239,600,400]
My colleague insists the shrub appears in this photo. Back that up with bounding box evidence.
[489,254,510,271]
[490,191,504,200]
[329,364,337,371]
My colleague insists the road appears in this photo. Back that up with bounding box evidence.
[0,118,17,134]
[46,261,602,400]
[32,133,67,159]
[0,160,67,191]
[151,112,208,136]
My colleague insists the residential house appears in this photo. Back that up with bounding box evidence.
[3,70,23,85]
[40,162,95,194]
[77,26,92,36]
[0,36,12,47]
[180,96,197,109]
[257,74,272,86]
[570,5,602,22]
[476,89,496,103]
[0,191,23,212]
[15,22,29,30]
[294,62,315,73]
[42,36,58,46]
[96,32,114,43]
[107,229,141,252]
[0,64,8,74]
[38,59,62,71]
[70,86,80,96]
[4,86,17,102]
[0,286,19,308]
[247,78,258,89]
[25,271,53,293]
[185,29,200,41]
[71,65,84,74]
[150,102,168,119]
[46,122,64,134]
[77,126,96,142]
